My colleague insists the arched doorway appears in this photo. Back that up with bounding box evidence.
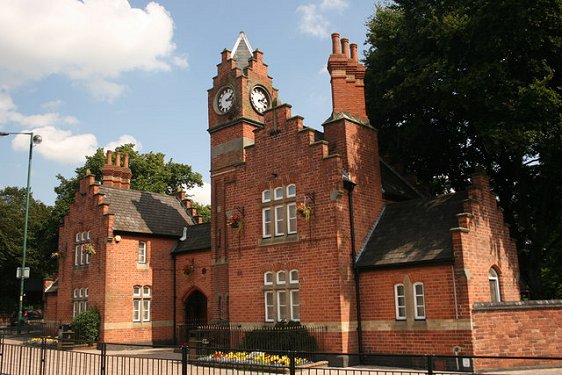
[185,290,208,330]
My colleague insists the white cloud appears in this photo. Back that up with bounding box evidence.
[186,181,211,206]
[11,126,97,165]
[0,92,79,128]
[297,0,349,38]
[105,135,142,151]
[41,100,65,111]
[0,0,186,101]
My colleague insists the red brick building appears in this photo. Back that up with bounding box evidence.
[45,32,561,364]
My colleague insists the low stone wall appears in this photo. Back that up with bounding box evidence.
[472,300,562,359]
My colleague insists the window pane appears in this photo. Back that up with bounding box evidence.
[290,290,300,321]
[133,286,141,296]
[286,184,296,197]
[73,302,78,317]
[262,190,271,203]
[289,270,299,284]
[264,272,273,285]
[265,292,274,322]
[262,208,272,238]
[143,286,151,296]
[74,289,78,298]
[274,187,283,200]
[287,203,297,234]
[138,242,146,263]
[133,300,140,321]
[85,288,89,297]
[276,271,286,284]
[395,284,406,319]
[81,232,87,241]
[414,283,425,319]
[80,245,85,265]
[143,300,151,321]
[275,206,284,235]
[277,291,288,321]
[75,246,79,265]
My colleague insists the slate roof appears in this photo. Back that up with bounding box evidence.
[171,223,211,254]
[380,159,424,201]
[98,186,194,237]
[232,32,253,70]
[356,191,468,269]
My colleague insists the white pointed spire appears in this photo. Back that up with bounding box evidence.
[232,31,254,70]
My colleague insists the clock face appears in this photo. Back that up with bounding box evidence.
[250,86,269,114]
[216,87,234,114]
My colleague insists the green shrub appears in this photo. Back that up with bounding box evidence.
[72,309,100,343]
[241,321,318,352]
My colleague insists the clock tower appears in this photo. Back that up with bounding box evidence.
[208,32,278,171]
[208,33,278,320]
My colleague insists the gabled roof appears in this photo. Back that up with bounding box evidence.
[171,223,211,254]
[232,31,253,70]
[380,159,424,201]
[356,191,468,269]
[98,186,195,237]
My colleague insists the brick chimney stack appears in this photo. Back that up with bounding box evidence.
[101,150,132,189]
[327,33,367,122]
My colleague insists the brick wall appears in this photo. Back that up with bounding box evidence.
[360,265,474,355]
[473,301,562,357]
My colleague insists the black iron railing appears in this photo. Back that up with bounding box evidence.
[1,335,562,375]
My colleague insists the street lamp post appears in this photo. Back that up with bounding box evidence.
[0,131,42,334]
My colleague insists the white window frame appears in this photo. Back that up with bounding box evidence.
[262,190,271,203]
[274,187,284,200]
[264,291,274,322]
[489,268,501,302]
[274,205,285,236]
[287,203,297,234]
[394,284,406,320]
[262,207,272,238]
[289,270,299,284]
[290,289,300,321]
[133,285,151,322]
[413,282,426,320]
[286,184,296,198]
[138,241,147,264]
[264,270,300,323]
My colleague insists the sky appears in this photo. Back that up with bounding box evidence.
[0,0,376,206]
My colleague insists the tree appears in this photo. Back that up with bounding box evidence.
[0,187,56,310]
[51,144,204,227]
[364,0,562,298]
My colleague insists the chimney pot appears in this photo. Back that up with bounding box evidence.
[123,153,129,168]
[350,43,358,63]
[341,38,350,58]
[115,152,122,167]
[106,150,113,165]
[331,33,341,54]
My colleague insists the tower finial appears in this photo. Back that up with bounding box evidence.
[232,32,254,70]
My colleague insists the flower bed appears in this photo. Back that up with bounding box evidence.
[29,337,58,347]
[194,351,327,373]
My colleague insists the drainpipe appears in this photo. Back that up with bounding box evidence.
[342,171,363,355]
[172,252,177,344]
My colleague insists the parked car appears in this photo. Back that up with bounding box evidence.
[10,310,43,325]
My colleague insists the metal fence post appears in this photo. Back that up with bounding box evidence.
[426,354,434,375]
[0,334,4,375]
[100,342,107,375]
[181,345,188,375]
[289,351,296,375]
[39,337,47,375]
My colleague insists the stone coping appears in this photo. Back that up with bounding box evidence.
[473,300,562,311]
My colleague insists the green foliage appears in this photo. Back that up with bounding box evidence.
[0,187,56,309]
[364,0,562,297]
[241,322,318,352]
[72,309,100,343]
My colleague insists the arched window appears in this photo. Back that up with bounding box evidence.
[489,268,501,302]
